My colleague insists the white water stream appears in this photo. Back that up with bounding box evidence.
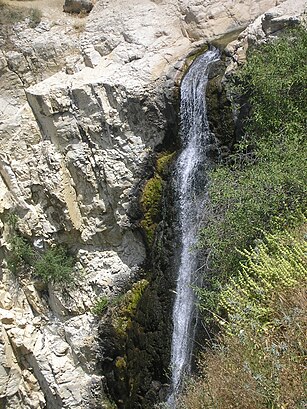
[167,48,220,407]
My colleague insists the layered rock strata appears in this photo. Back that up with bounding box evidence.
[1,0,303,407]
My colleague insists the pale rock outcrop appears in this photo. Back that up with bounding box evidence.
[224,0,306,71]
[1,0,304,407]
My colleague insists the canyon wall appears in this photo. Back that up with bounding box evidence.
[0,0,305,407]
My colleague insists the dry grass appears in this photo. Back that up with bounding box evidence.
[72,14,86,32]
[0,0,41,26]
[178,284,307,409]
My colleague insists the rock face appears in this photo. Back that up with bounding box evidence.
[223,0,306,72]
[1,0,304,407]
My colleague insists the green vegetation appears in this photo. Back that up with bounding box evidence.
[8,233,35,273]
[33,245,74,284]
[156,151,176,177]
[111,279,149,336]
[92,295,109,316]
[7,214,74,284]
[179,27,307,408]
[140,151,175,245]
[141,175,163,244]
[178,229,306,409]
[198,229,307,333]
[199,26,307,287]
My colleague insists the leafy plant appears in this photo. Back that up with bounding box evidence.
[182,27,307,409]
[33,245,74,284]
[6,213,75,284]
[218,229,306,334]
[179,229,307,408]
[92,296,109,316]
[199,26,307,293]
[7,233,35,273]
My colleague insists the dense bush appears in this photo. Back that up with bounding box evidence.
[180,27,307,409]
[8,233,35,273]
[199,27,307,288]
[33,245,74,284]
[7,215,75,284]
[179,229,307,408]
[199,228,307,334]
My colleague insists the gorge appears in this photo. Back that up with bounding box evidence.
[0,0,306,408]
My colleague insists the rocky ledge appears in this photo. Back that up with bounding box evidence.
[1,0,304,407]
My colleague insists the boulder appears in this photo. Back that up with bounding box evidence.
[63,0,94,14]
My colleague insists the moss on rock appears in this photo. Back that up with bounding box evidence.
[140,150,176,246]
[156,151,176,177]
[140,175,163,245]
[111,279,149,337]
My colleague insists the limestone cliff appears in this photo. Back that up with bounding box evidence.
[0,0,304,407]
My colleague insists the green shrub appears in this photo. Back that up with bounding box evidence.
[8,233,35,273]
[199,27,307,292]
[179,228,307,408]
[5,212,19,229]
[92,296,109,316]
[33,245,74,284]
[216,229,306,334]
[6,213,75,284]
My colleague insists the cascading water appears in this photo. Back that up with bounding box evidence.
[167,48,220,407]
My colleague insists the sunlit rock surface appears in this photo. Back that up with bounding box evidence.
[1,0,304,406]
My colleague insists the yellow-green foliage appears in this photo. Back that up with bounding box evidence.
[92,296,109,316]
[218,229,307,335]
[140,151,176,244]
[156,151,176,177]
[140,175,163,244]
[112,279,149,336]
[178,227,307,409]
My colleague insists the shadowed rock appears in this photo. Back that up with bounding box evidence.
[63,0,94,14]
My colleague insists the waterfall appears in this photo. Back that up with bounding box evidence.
[167,48,220,406]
